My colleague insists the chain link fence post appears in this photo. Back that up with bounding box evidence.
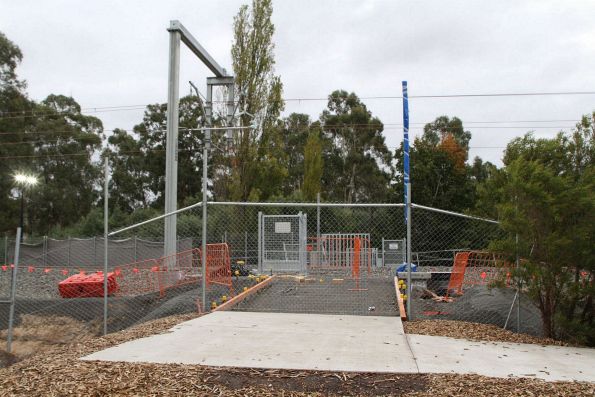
[103,157,109,336]
[316,193,321,258]
[43,235,47,268]
[406,185,412,319]
[201,129,210,313]
[7,227,22,353]
[67,236,71,267]
[244,231,248,266]
[516,232,521,332]
[93,236,97,267]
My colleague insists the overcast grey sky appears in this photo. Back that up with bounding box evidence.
[2,0,594,165]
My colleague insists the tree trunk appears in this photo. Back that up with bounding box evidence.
[541,287,556,339]
[541,310,554,338]
[348,163,356,203]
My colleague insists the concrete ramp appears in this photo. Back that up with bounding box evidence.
[83,311,418,373]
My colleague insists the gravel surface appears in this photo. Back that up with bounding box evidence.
[404,319,567,346]
[232,275,398,316]
[0,313,593,396]
[412,285,544,336]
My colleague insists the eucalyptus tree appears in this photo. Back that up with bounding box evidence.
[320,90,392,203]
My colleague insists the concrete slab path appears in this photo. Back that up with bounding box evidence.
[83,311,595,382]
[83,311,418,373]
[408,334,595,382]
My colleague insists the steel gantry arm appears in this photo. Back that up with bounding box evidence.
[167,20,230,78]
[164,20,234,262]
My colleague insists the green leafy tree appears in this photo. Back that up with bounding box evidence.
[279,113,311,195]
[303,129,324,201]
[26,95,103,234]
[112,95,205,209]
[394,116,475,212]
[0,32,36,234]
[422,115,471,152]
[104,128,148,212]
[320,90,392,202]
[229,0,285,201]
[480,121,594,342]
[1,33,104,236]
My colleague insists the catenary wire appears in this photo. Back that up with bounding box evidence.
[1,90,594,119]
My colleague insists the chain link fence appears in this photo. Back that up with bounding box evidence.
[0,231,205,354]
[409,204,541,335]
[209,202,404,316]
[1,200,542,357]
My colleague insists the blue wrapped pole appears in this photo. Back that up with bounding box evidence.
[402,81,412,317]
[402,81,410,219]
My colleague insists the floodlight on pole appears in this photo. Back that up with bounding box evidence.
[13,173,39,234]
[14,174,38,187]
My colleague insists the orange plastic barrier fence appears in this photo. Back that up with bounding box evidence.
[114,244,233,297]
[446,251,511,297]
[115,249,200,297]
[446,251,470,296]
[352,237,361,279]
[200,243,233,290]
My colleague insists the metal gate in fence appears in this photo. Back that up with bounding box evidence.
[309,233,374,271]
[258,212,307,273]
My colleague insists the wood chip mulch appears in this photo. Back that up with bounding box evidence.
[403,319,569,346]
[0,314,593,396]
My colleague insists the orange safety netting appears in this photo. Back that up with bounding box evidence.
[115,249,201,297]
[114,244,233,297]
[200,243,233,289]
[446,251,511,297]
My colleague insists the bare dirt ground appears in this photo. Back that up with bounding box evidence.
[0,313,593,396]
[0,314,99,362]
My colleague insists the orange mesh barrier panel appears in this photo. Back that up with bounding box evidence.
[446,252,470,296]
[114,244,233,297]
[199,243,233,289]
[447,251,511,297]
[352,237,361,279]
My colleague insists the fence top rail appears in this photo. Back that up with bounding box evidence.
[108,201,204,237]
[108,200,404,236]
[411,203,500,224]
[208,201,405,208]
[414,248,469,254]
[109,200,497,238]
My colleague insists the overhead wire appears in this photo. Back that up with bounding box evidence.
[1,90,594,119]
[0,122,578,148]
[0,121,579,137]
[0,140,554,160]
